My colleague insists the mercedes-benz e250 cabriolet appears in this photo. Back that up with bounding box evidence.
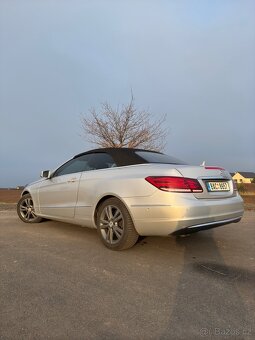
[17,148,244,250]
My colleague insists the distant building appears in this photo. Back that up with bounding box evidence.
[232,172,255,184]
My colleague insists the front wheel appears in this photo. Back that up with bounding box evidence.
[17,194,43,223]
[97,198,139,250]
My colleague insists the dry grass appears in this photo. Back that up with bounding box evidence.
[0,189,22,203]
[241,195,255,210]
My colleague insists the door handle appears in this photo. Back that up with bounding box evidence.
[67,178,76,183]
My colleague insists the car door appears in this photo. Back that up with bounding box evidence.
[38,156,91,218]
[74,152,117,225]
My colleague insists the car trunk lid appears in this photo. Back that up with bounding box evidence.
[175,165,235,199]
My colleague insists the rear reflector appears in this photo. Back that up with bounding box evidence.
[145,176,203,193]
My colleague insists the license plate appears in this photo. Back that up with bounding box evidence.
[206,181,230,192]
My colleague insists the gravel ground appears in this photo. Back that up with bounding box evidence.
[0,209,254,339]
[0,203,17,211]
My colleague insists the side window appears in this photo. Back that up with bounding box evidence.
[53,153,116,177]
[53,156,91,177]
[84,153,116,170]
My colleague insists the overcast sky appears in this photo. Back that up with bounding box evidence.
[0,0,254,187]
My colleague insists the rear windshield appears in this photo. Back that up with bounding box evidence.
[135,151,187,165]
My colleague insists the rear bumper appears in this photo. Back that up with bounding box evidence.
[123,192,244,236]
[172,216,242,235]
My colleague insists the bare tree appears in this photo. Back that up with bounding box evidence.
[81,97,167,151]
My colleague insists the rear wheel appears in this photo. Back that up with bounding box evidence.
[17,194,42,223]
[97,198,139,250]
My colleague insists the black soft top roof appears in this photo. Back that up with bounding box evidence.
[74,148,162,167]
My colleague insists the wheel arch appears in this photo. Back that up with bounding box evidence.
[93,194,137,231]
[94,195,116,227]
[21,190,30,196]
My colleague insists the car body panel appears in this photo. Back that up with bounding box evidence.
[38,173,82,218]
[124,192,243,235]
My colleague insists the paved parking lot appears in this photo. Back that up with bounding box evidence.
[0,210,254,339]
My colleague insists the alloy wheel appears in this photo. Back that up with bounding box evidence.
[19,197,38,222]
[99,205,124,245]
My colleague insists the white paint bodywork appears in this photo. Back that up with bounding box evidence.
[22,163,244,236]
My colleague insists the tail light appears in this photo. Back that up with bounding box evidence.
[145,176,203,193]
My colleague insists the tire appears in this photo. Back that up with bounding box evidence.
[17,194,43,223]
[96,198,139,250]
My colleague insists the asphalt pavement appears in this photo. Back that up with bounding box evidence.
[0,210,254,339]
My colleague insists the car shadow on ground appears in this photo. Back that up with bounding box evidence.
[160,230,253,339]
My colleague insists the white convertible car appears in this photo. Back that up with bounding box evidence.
[17,148,244,250]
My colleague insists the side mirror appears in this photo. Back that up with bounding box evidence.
[40,170,51,179]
